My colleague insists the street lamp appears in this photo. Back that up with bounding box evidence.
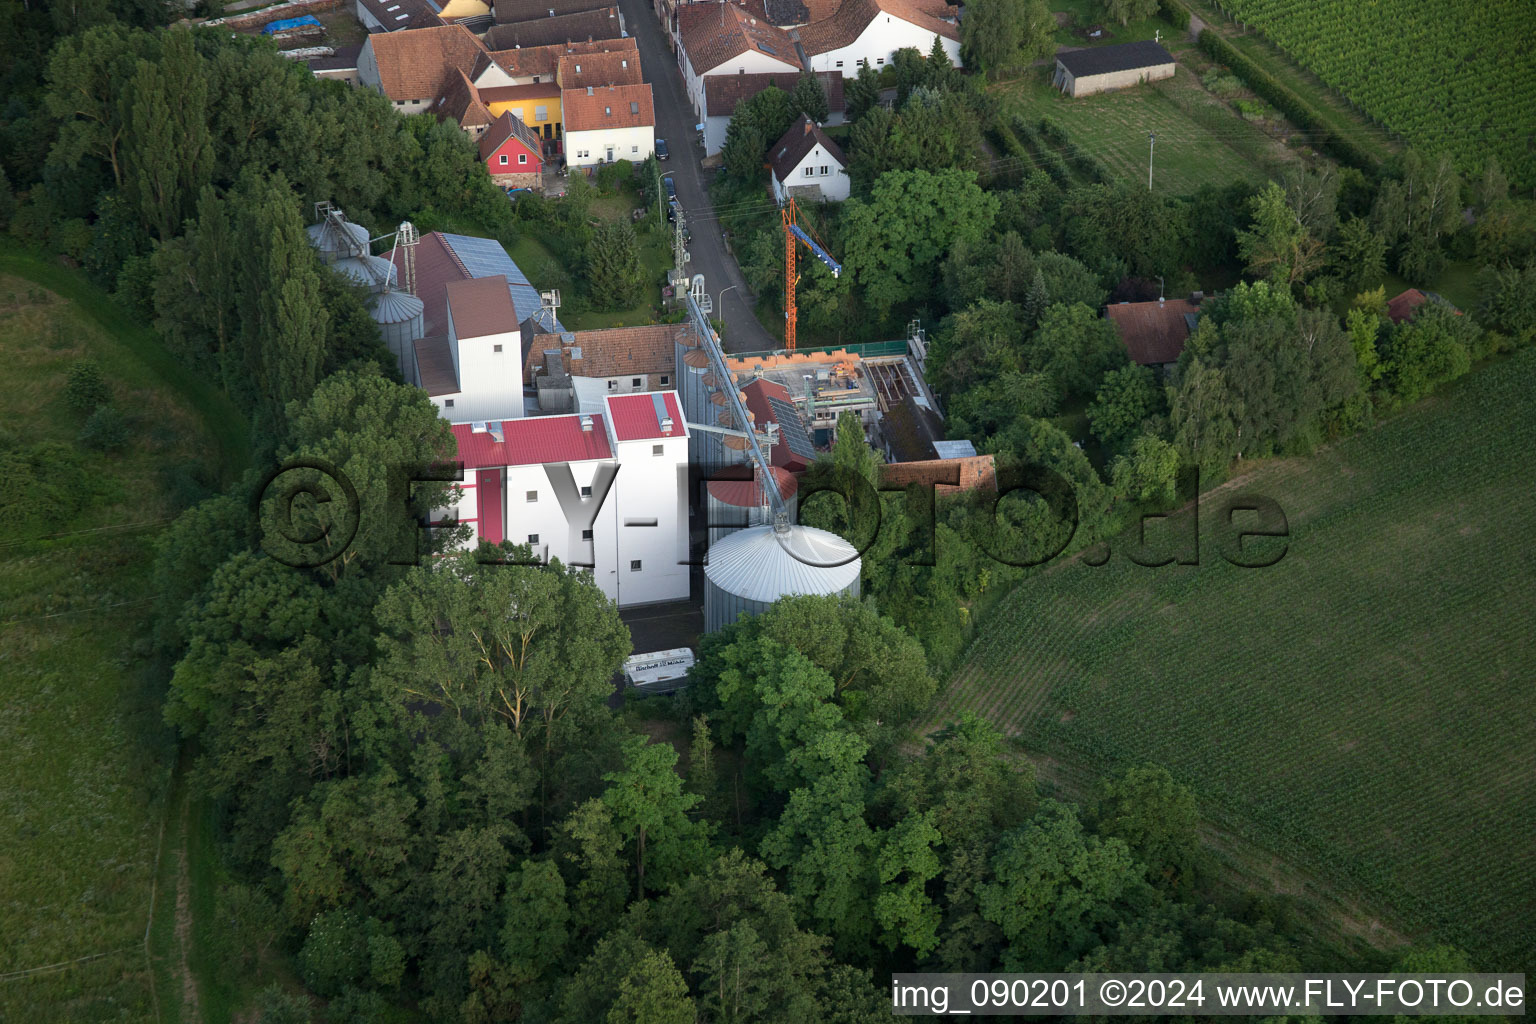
[1147,131,1156,191]
[717,284,739,315]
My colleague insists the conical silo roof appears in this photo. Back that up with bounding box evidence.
[704,524,861,604]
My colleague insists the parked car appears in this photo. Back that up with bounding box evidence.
[662,175,676,200]
[655,138,669,161]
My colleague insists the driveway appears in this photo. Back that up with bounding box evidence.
[618,0,780,353]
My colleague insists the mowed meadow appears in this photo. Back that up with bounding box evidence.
[927,347,1536,971]
[0,264,230,1019]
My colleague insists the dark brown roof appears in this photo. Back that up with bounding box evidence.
[1056,40,1174,78]
[556,49,643,89]
[494,0,609,23]
[432,67,495,128]
[357,0,444,30]
[881,394,945,462]
[704,69,842,117]
[482,6,622,48]
[562,83,654,131]
[796,0,956,55]
[678,3,801,75]
[446,275,519,339]
[477,81,561,104]
[1105,299,1199,365]
[480,110,543,160]
[769,115,845,180]
[477,36,635,81]
[524,324,688,383]
[307,43,363,72]
[414,335,460,396]
[364,24,485,103]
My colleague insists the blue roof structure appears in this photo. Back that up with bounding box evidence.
[262,14,323,33]
[439,232,564,332]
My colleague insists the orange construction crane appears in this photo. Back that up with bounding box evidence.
[781,197,841,352]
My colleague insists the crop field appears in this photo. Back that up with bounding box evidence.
[0,267,225,1018]
[996,54,1300,195]
[1213,0,1536,186]
[927,348,1536,971]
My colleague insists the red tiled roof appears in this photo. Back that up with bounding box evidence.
[480,110,544,161]
[478,82,562,104]
[364,24,486,103]
[703,69,842,117]
[605,392,686,441]
[562,83,654,131]
[1105,299,1199,366]
[557,49,643,88]
[432,67,495,128]
[482,6,622,47]
[452,416,613,468]
[678,3,801,75]
[524,323,687,383]
[1386,288,1427,324]
[796,0,956,56]
[741,378,809,471]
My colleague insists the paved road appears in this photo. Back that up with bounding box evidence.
[618,0,780,353]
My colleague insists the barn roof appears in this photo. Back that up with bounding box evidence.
[1055,40,1175,78]
[1105,298,1199,365]
[704,70,842,117]
[482,6,622,47]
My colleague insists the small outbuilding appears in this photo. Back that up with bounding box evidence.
[1053,40,1175,98]
[1105,294,1201,373]
[480,111,544,187]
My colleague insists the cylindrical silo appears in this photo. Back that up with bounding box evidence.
[704,523,861,633]
[705,465,799,546]
[371,289,425,380]
[306,214,369,263]
[331,254,398,290]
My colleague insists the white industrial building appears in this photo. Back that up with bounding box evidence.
[450,392,691,607]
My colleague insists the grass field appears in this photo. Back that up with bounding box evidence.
[0,261,239,1019]
[926,348,1536,972]
[994,47,1301,195]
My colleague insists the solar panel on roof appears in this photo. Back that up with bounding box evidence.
[440,233,549,326]
[766,396,815,460]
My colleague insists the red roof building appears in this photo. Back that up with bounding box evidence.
[1105,298,1201,367]
[480,111,544,183]
[605,392,686,441]
[452,415,613,468]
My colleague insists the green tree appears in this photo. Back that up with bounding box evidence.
[607,949,696,1024]
[792,73,830,123]
[1376,301,1475,404]
[873,810,943,955]
[1110,434,1180,506]
[1023,302,1128,398]
[1167,352,1242,477]
[119,29,211,239]
[1236,182,1326,288]
[1331,216,1387,293]
[602,734,711,897]
[1087,364,1163,449]
[962,0,1053,76]
[554,799,630,943]
[44,24,151,187]
[500,858,570,983]
[843,168,999,315]
[373,549,629,743]
[1099,0,1159,26]
[279,368,465,576]
[1092,764,1204,893]
[585,221,646,310]
[64,358,110,412]
[978,801,1147,970]
[845,64,881,122]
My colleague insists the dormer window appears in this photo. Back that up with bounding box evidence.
[630,101,639,114]
[604,105,611,115]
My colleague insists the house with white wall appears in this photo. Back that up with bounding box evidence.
[797,0,960,75]
[562,83,655,166]
[448,392,690,607]
[769,115,849,202]
[701,69,843,155]
[358,23,487,113]
[677,3,803,123]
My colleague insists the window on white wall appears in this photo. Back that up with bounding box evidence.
[526,490,538,502]
[820,166,828,174]
[493,344,503,352]
[582,528,593,539]
[803,167,813,177]
[581,485,592,497]
[652,444,664,456]
[444,399,455,408]
[528,533,539,544]
[631,377,641,387]
[630,559,642,571]
[632,145,638,153]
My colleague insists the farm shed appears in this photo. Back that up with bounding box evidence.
[1053,40,1175,98]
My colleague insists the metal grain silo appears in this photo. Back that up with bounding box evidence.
[306,204,369,263]
[370,289,425,380]
[705,466,798,546]
[703,523,861,633]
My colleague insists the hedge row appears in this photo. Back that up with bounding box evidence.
[1196,29,1379,173]
[1015,117,1075,186]
[1160,0,1191,31]
[1037,117,1112,183]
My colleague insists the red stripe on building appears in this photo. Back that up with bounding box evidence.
[476,468,504,543]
